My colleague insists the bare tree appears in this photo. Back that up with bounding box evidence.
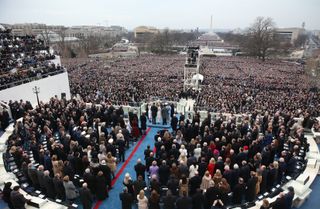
[294,33,308,48]
[245,17,277,61]
[40,25,51,47]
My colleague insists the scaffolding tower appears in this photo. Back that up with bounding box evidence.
[183,46,201,91]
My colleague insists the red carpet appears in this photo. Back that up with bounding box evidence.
[93,127,151,209]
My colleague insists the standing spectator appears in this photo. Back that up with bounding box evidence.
[123,173,134,195]
[63,175,78,203]
[95,171,109,200]
[106,152,117,178]
[134,159,146,180]
[245,172,258,202]
[151,104,158,124]
[137,190,148,209]
[116,137,126,162]
[79,183,93,209]
[159,160,170,186]
[133,175,147,199]
[192,188,205,209]
[171,114,178,133]
[285,187,295,209]
[163,190,177,209]
[10,186,30,209]
[2,182,14,209]
[148,190,160,209]
[53,173,65,201]
[179,175,189,197]
[120,187,133,209]
[140,112,147,135]
[200,171,212,191]
[176,191,192,209]
[43,170,55,199]
[232,178,245,205]
[149,161,159,179]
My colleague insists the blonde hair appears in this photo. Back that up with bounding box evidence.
[138,190,145,199]
[63,175,69,182]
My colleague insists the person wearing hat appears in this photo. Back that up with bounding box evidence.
[120,187,134,209]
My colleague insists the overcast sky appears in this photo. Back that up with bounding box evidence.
[0,0,319,30]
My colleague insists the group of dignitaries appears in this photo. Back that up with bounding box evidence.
[118,110,302,209]
[2,98,147,209]
[1,97,306,209]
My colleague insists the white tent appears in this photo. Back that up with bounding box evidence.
[192,73,204,82]
[0,24,5,31]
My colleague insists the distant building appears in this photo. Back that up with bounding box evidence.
[133,26,159,42]
[65,25,127,38]
[6,23,65,36]
[191,16,238,56]
[275,27,305,44]
[313,30,320,39]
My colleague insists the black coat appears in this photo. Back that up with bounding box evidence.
[189,175,202,196]
[239,165,250,182]
[10,191,28,209]
[272,196,286,209]
[232,183,245,204]
[205,186,222,209]
[2,184,13,209]
[267,168,277,190]
[151,105,158,118]
[192,191,205,209]
[134,163,146,180]
[163,194,177,209]
[79,187,93,209]
[119,192,133,209]
[44,175,56,199]
[140,115,147,130]
[260,169,268,194]
[171,116,178,131]
[159,164,170,185]
[149,198,160,209]
[95,175,108,200]
[53,177,65,200]
[83,172,96,194]
[176,196,192,209]
[246,176,258,202]
[99,164,112,187]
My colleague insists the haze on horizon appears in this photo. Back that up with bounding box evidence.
[0,0,319,30]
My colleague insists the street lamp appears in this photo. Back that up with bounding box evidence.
[32,86,40,107]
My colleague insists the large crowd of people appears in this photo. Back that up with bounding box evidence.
[65,54,320,118]
[2,97,146,208]
[196,56,320,117]
[0,28,317,209]
[64,55,185,105]
[0,28,64,89]
[1,96,307,209]
[124,110,303,209]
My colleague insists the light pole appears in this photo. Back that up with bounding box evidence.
[32,86,40,107]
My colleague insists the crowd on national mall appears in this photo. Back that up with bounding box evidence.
[0,26,319,209]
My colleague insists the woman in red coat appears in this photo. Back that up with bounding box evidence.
[207,158,216,177]
[131,117,140,140]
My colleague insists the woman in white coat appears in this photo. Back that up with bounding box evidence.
[137,190,148,209]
